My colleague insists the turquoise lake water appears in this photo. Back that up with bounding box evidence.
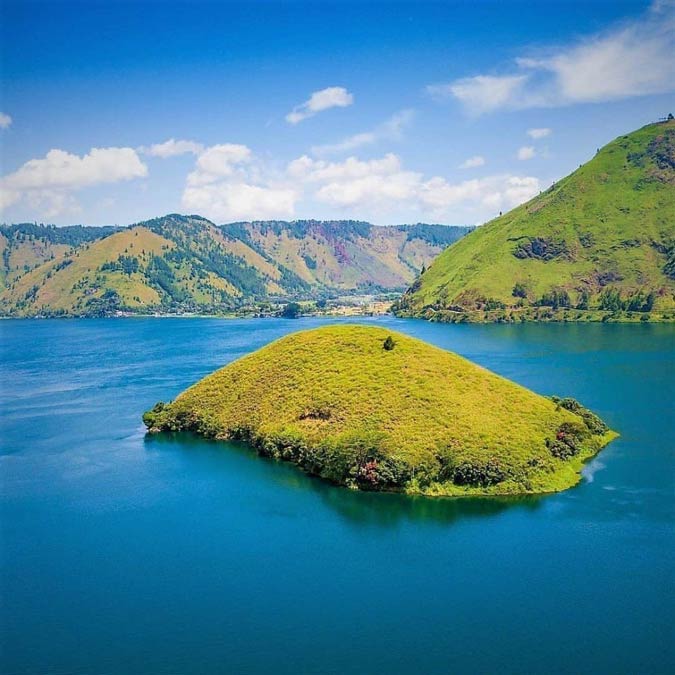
[1,317,673,674]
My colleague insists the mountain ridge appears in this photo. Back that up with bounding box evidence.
[0,215,471,317]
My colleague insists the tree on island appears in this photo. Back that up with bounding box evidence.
[512,282,528,298]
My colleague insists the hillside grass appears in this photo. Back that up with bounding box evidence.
[144,325,616,496]
[244,223,463,290]
[1,227,170,313]
[397,120,675,322]
[1,216,464,317]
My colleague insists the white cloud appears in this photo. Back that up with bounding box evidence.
[527,127,551,139]
[183,182,296,221]
[0,146,148,216]
[429,1,675,113]
[313,131,376,155]
[0,112,12,130]
[517,146,536,160]
[141,138,204,158]
[25,191,82,219]
[501,176,541,205]
[288,153,403,183]
[311,109,414,155]
[427,75,529,114]
[180,145,539,223]
[285,86,354,124]
[2,147,147,192]
[316,171,420,210]
[287,153,539,220]
[181,143,296,221]
[0,189,19,211]
[459,155,486,169]
[187,144,252,186]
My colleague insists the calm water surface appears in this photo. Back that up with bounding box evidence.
[1,317,674,674]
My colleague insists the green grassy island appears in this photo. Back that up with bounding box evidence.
[143,325,617,496]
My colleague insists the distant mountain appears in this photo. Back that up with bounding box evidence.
[395,119,675,322]
[0,223,120,288]
[0,215,471,317]
[221,220,467,291]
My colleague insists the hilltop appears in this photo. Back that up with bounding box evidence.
[143,325,616,496]
[0,216,470,317]
[395,119,675,322]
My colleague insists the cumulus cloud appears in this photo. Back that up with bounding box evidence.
[183,182,296,222]
[181,143,296,221]
[141,138,204,158]
[0,189,19,211]
[286,86,354,124]
[25,191,82,219]
[2,147,147,191]
[0,146,148,215]
[180,144,539,223]
[311,109,414,155]
[288,153,403,183]
[517,146,536,160]
[287,153,539,219]
[0,112,12,129]
[186,144,252,185]
[459,155,486,169]
[428,1,675,113]
[527,127,551,139]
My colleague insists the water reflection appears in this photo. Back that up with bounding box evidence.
[310,481,542,527]
[145,431,544,527]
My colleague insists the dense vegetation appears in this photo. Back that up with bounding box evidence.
[0,223,120,289]
[0,215,469,317]
[223,219,472,246]
[143,325,616,496]
[0,222,120,246]
[400,223,474,246]
[394,119,675,323]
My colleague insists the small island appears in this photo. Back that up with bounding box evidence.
[143,325,616,496]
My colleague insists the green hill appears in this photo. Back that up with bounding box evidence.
[0,216,470,317]
[143,325,616,496]
[394,119,675,323]
[222,220,469,292]
[0,223,119,288]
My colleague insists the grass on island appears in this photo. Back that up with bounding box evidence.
[144,325,616,497]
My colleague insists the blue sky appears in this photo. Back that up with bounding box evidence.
[1,0,673,226]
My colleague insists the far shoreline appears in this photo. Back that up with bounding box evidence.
[3,309,674,323]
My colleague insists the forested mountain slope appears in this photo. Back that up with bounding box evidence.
[0,215,470,316]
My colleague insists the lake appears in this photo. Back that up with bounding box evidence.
[1,317,673,674]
